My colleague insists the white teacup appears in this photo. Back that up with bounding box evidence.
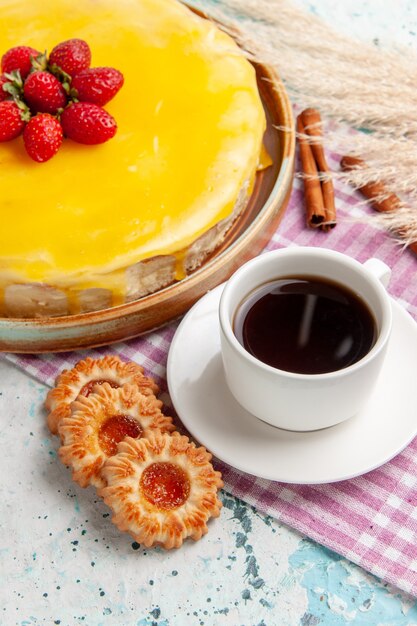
[219,247,392,431]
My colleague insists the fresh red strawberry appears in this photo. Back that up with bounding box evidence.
[49,39,91,77]
[0,100,25,141]
[1,45,41,79]
[23,71,67,114]
[71,67,124,106]
[0,74,11,102]
[61,102,117,145]
[23,113,63,162]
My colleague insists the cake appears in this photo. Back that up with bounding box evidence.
[0,0,267,318]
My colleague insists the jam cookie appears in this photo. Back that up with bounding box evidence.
[98,432,223,549]
[45,356,159,435]
[58,383,175,489]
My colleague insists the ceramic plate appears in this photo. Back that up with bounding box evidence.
[167,284,417,484]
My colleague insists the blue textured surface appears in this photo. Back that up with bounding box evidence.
[290,542,417,625]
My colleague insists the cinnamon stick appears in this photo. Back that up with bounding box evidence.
[340,156,401,212]
[301,108,336,231]
[297,114,326,228]
[341,155,417,255]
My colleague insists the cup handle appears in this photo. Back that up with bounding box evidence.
[363,258,391,288]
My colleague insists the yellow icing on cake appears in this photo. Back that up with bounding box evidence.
[0,0,266,295]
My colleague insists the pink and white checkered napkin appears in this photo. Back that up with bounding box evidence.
[3,156,417,596]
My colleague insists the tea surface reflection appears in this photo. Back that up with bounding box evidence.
[233,277,377,374]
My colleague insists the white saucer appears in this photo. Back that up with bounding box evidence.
[167,284,417,484]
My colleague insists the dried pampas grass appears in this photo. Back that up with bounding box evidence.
[192,0,417,248]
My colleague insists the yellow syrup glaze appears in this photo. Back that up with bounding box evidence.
[0,0,266,292]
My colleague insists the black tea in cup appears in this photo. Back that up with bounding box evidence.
[233,276,377,375]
